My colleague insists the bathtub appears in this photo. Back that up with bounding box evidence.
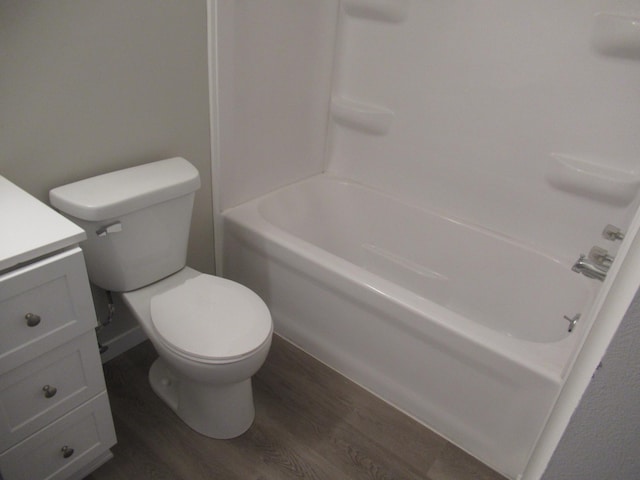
[222,174,598,479]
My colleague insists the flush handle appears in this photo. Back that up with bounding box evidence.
[96,221,122,237]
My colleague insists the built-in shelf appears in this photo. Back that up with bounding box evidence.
[343,0,409,23]
[592,12,640,60]
[331,96,394,135]
[546,153,640,206]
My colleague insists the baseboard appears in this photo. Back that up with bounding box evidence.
[99,326,148,363]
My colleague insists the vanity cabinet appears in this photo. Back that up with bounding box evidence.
[0,176,116,480]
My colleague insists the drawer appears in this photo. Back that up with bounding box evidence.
[0,332,105,451]
[0,248,97,371]
[0,391,116,480]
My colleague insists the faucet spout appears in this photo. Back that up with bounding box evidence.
[572,254,608,281]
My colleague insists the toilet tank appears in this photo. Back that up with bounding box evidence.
[50,157,201,292]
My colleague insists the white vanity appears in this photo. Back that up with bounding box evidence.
[0,176,116,480]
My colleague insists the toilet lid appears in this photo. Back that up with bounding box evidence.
[149,275,272,362]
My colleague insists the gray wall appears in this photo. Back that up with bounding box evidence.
[543,291,640,479]
[0,0,213,275]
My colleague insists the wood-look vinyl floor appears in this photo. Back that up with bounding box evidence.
[86,335,507,480]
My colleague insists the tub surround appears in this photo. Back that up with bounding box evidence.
[326,1,640,261]
[214,0,338,211]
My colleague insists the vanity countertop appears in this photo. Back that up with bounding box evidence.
[0,175,86,272]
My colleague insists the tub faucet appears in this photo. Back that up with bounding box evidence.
[572,254,608,281]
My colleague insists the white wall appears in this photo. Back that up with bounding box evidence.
[0,0,213,347]
[215,0,339,210]
[328,0,640,261]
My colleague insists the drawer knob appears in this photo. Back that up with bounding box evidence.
[25,313,41,327]
[42,385,57,398]
[61,446,74,459]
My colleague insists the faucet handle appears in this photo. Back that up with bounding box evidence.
[603,224,625,242]
[589,246,614,268]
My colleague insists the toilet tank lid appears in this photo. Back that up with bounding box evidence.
[49,157,201,221]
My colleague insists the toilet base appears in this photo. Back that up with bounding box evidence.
[148,357,255,439]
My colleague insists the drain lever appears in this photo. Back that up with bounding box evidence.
[563,313,580,332]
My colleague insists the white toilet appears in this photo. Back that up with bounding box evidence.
[49,157,273,439]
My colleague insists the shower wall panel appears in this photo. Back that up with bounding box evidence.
[327,0,640,260]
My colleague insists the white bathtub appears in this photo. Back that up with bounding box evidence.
[222,174,598,479]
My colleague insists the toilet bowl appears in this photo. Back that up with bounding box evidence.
[122,267,272,438]
[49,157,273,439]
[120,267,273,439]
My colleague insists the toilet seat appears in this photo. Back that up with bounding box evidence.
[149,274,272,364]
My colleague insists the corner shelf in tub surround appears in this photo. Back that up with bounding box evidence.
[592,12,640,61]
[0,175,116,480]
[343,0,409,23]
[331,96,395,135]
[546,153,640,206]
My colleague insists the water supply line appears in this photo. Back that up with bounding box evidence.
[95,290,116,354]
[104,290,115,327]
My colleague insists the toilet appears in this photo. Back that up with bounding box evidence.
[49,157,273,439]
